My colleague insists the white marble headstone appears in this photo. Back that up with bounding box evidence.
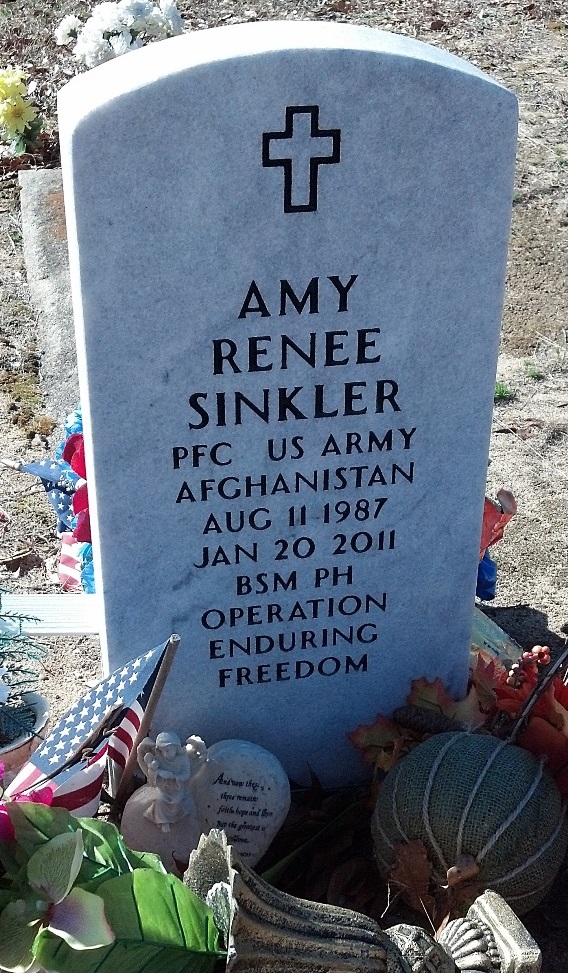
[58,22,517,786]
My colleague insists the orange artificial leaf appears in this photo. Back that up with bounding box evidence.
[470,652,504,712]
[516,716,568,775]
[408,676,453,712]
[389,840,435,916]
[408,677,487,729]
[441,685,488,730]
[347,715,402,769]
[375,737,407,774]
[494,697,523,717]
[553,678,568,712]
[348,714,399,750]
[530,682,568,733]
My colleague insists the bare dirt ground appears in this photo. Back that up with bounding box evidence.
[1,0,568,966]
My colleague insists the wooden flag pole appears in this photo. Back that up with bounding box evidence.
[111,633,180,812]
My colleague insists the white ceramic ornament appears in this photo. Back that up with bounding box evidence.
[194,739,291,866]
[121,733,291,872]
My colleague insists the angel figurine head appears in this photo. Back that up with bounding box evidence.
[155,731,185,764]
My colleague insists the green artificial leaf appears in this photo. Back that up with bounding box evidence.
[6,805,165,889]
[34,870,225,973]
[0,835,29,877]
[9,136,28,156]
[27,832,83,903]
[4,861,34,901]
[0,889,12,911]
[75,817,166,888]
[6,803,76,856]
[126,848,168,873]
[0,900,42,972]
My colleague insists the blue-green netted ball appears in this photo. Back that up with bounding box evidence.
[371,732,568,914]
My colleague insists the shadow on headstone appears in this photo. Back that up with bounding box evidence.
[19,168,77,440]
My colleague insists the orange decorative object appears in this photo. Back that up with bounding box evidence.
[479,488,517,560]
[350,643,568,796]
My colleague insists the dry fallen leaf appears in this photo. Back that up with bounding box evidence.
[389,840,435,917]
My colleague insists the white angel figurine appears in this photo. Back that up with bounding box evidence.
[136,731,207,831]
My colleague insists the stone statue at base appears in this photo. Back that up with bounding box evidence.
[185,830,541,973]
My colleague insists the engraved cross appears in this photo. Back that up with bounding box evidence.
[262,106,341,214]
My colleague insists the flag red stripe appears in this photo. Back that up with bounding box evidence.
[128,706,142,732]
[107,744,127,769]
[86,741,108,766]
[5,766,44,797]
[108,735,130,763]
[51,771,104,812]
[113,725,135,748]
[58,535,82,591]
[119,704,143,734]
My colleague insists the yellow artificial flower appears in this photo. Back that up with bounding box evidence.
[0,95,37,140]
[0,68,27,101]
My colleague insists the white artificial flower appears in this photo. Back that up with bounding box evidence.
[159,0,184,35]
[117,0,154,26]
[143,5,169,37]
[109,28,135,55]
[55,14,82,46]
[87,43,115,67]
[73,27,114,68]
[70,0,182,67]
[89,1,127,33]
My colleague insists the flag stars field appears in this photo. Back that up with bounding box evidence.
[5,642,168,816]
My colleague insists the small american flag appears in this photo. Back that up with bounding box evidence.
[6,641,168,816]
[19,458,79,533]
[58,534,83,592]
